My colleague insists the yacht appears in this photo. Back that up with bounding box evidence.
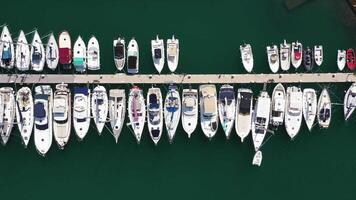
[280,40,291,71]
[337,50,346,71]
[199,84,218,139]
[92,85,108,134]
[302,88,317,131]
[109,89,126,143]
[240,43,254,73]
[181,88,198,138]
[128,86,146,143]
[73,87,90,140]
[317,88,331,128]
[147,87,163,145]
[303,47,313,71]
[167,35,179,72]
[266,45,279,73]
[314,45,323,66]
[87,36,100,70]
[270,83,285,129]
[218,84,235,139]
[16,87,34,147]
[15,30,30,71]
[113,38,125,71]
[291,41,302,68]
[30,31,45,71]
[0,87,15,145]
[344,83,356,121]
[235,88,253,142]
[73,36,86,72]
[45,33,59,70]
[347,48,355,71]
[285,86,303,139]
[58,31,72,69]
[164,85,181,143]
[151,35,165,73]
[0,25,14,69]
[127,38,139,74]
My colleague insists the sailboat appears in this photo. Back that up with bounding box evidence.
[16,87,34,147]
[303,47,313,71]
[285,86,303,139]
[0,25,14,69]
[73,36,86,72]
[181,88,198,138]
[128,86,146,143]
[199,84,218,140]
[45,33,59,70]
[15,30,30,71]
[346,48,355,71]
[270,83,285,129]
[337,50,346,71]
[127,38,139,74]
[314,45,323,66]
[266,45,279,73]
[87,36,100,70]
[147,87,163,145]
[240,43,254,73]
[30,31,45,71]
[164,85,181,143]
[0,87,15,145]
[280,40,290,71]
[109,89,126,143]
[73,87,91,140]
[167,35,179,73]
[91,85,108,135]
[151,35,165,73]
[218,84,235,139]
[235,88,253,142]
[291,41,302,68]
[58,31,72,69]
[302,88,317,131]
[317,88,331,128]
[113,38,125,71]
[344,83,356,121]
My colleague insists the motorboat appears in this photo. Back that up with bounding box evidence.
[218,84,235,139]
[0,87,15,145]
[164,85,181,143]
[15,30,30,71]
[317,88,331,128]
[344,83,356,120]
[109,89,126,143]
[346,48,355,71]
[151,35,165,73]
[337,50,346,71]
[58,31,72,69]
[252,151,262,167]
[87,36,100,70]
[181,88,198,138]
[147,87,163,145]
[128,86,146,143]
[45,33,59,70]
[73,87,90,140]
[240,43,253,73]
[92,85,108,134]
[303,88,317,131]
[113,37,125,71]
[270,83,285,129]
[199,84,218,139]
[73,36,86,72]
[266,45,279,73]
[127,38,139,74]
[235,88,253,142]
[30,31,45,71]
[280,40,291,71]
[303,47,313,71]
[284,86,303,139]
[167,35,179,72]
[314,45,323,66]
[16,87,34,147]
[291,41,302,68]
[0,25,14,69]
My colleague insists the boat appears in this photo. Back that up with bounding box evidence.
[284,86,303,139]
[266,45,279,73]
[15,87,34,147]
[128,86,146,143]
[302,88,317,131]
[147,87,163,145]
[109,89,126,143]
[337,50,346,71]
[45,33,59,70]
[235,88,253,142]
[91,85,108,134]
[113,38,125,71]
[151,35,165,73]
[53,83,71,149]
[30,31,45,71]
[34,85,53,156]
[303,47,313,71]
[73,36,86,72]
[199,84,218,139]
[317,88,331,128]
[346,48,355,71]
[218,84,235,139]
[181,88,198,138]
[73,87,91,140]
[252,151,262,167]
[344,83,356,120]
[280,40,290,71]
[58,31,72,69]
[127,38,139,74]
[164,85,181,143]
[167,35,179,72]
[15,30,30,71]
[251,90,271,151]
[0,87,15,145]
[291,41,302,68]
[240,43,254,73]
[0,25,14,69]
[87,36,100,70]
[314,45,323,66]
[270,83,285,129]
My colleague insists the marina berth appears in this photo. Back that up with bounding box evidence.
[109,89,126,143]
[280,40,291,71]
[181,88,198,138]
[0,87,15,145]
[167,35,179,73]
[240,43,254,73]
[337,50,346,71]
[235,88,253,142]
[151,35,165,73]
[147,87,163,145]
[317,88,331,128]
[45,33,59,70]
[164,85,181,143]
[128,86,145,143]
[218,84,236,139]
[200,84,218,139]
[73,87,91,140]
[285,86,303,139]
[344,83,356,120]
[266,45,279,73]
[113,38,125,71]
[73,36,87,72]
[16,87,34,147]
[302,88,317,131]
[30,31,45,72]
[127,38,139,74]
[291,41,302,68]
[270,83,285,129]
[15,30,30,71]
[252,90,271,151]
[58,31,72,69]
[0,25,15,69]
[87,36,100,70]
[91,85,108,135]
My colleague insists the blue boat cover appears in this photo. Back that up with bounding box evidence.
[34,102,46,118]
[2,50,11,60]
[74,87,89,95]
[149,94,159,109]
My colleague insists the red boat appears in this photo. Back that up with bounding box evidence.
[347,48,355,71]
[58,31,72,69]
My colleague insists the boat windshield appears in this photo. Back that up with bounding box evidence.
[35,123,48,130]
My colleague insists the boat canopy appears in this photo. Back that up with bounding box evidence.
[219,89,234,102]
[203,97,215,116]
[166,97,179,113]
[2,49,11,60]
[128,56,137,69]
[74,87,88,95]
[149,94,159,110]
[34,102,46,118]
[114,43,124,59]
[59,48,71,64]
[151,129,160,137]
[239,92,252,114]
[319,108,330,121]
[167,44,177,56]
[154,49,162,59]
[184,97,195,108]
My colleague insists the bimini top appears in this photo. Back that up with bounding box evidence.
[239,92,252,114]
[149,94,159,110]
[219,88,234,101]
[74,87,89,95]
[128,56,137,69]
[115,43,124,59]
[154,49,162,59]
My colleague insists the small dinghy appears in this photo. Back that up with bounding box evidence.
[147,87,163,145]
[270,83,286,129]
[164,85,181,143]
[337,50,346,71]
[167,35,179,73]
[151,35,165,73]
[58,31,72,69]
[346,48,355,71]
[252,90,271,151]
[0,87,15,145]
[128,86,146,143]
[303,88,317,131]
[109,89,126,143]
[252,151,263,167]
[181,88,198,138]
[235,88,253,142]
[280,40,291,71]
[92,85,108,135]
[127,38,139,74]
[15,30,30,71]
[113,38,125,71]
[73,36,86,72]
[0,25,14,69]
[73,87,91,140]
[240,43,254,73]
[303,47,313,71]
[30,31,45,71]
[344,83,356,121]
[87,36,100,70]
[34,85,53,156]
[199,84,218,140]
[45,33,59,70]
[285,86,303,139]
[53,83,71,149]
[291,41,302,69]
[317,88,331,128]
[218,84,236,139]
[314,45,323,66]
[16,87,34,147]
[266,45,279,73]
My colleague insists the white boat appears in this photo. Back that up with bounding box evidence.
[181,88,198,138]
[251,90,271,151]
[266,45,279,73]
[280,40,291,71]
[127,38,139,74]
[91,85,108,134]
[314,45,323,66]
[58,31,72,69]
[87,36,100,70]
[167,35,179,72]
[285,86,303,139]
[337,50,346,71]
[164,85,181,143]
[270,83,285,129]
[0,87,15,145]
[252,151,263,167]
[45,33,59,70]
[53,83,71,149]
[240,44,254,73]
[34,85,53,156]
[16,87,34,147]
[151,35,165,73]
[73,87,90,140]
[291,41,303,68]
[30,31,45,71]
[235,88,253,142]
[344,83,356,121]
[15,30,30,71]
[199,84,218,139]
[303,88,317,131]
[113,38,125,71]
[0,25,15,69]
[128,86,146,143]
[147,87,163,145]
[109,89,126,143]
[218,84,235,139]
[317,88,331,128]
[73,36,86,72]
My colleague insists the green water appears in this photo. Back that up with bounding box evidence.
[1,0,356,199]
